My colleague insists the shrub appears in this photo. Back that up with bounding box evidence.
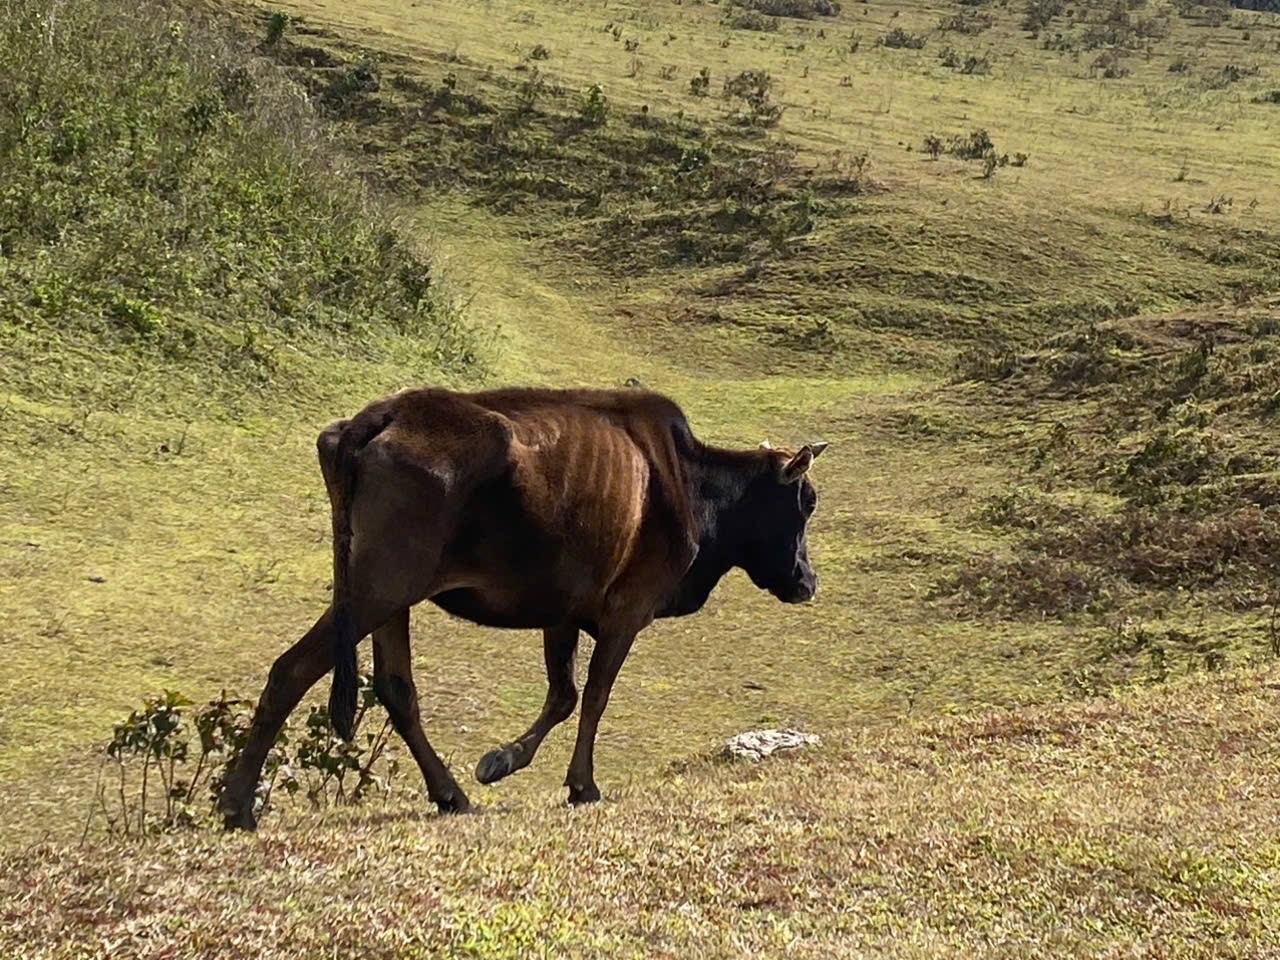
[1022,0,1064,33]
[1114,423,1223,505]
[263,11,290,46]
[728,10,781,30]
[529,43,551,60]
[580,83,609,126]
[949,128,995,159]
[733,0,841,18]
[90,676,401,836]
[690,66,712,96]
[938,10,995,32]
[723,70,783,126]
[879,27,928,48]
[1091,50,1130,79]
[939,46,991,73]
[1206,63,1259,88]
[954,344,1019,381]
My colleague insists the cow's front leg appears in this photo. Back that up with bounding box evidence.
[563,627,638,805]
[476,623,579,785]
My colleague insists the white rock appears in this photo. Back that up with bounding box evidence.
[723,728,820,762]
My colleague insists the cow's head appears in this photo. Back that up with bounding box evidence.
[735,441,827,604]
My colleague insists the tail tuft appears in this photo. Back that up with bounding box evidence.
[329,608,358,742]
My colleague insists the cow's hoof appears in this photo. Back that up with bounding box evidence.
[434,791,474,815]
[475,746,518,785]
[567,783,602,806]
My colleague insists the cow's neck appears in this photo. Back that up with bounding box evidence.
[660,445,768,618]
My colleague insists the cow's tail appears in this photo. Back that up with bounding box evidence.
[321,407,394,742]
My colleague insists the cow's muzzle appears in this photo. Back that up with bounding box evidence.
[774,572,817,604]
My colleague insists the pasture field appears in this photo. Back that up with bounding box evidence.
[2,0,1280,952]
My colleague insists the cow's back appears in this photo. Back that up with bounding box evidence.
[475,389,692,589]
[363,386,698,625]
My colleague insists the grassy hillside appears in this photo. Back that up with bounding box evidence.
[5,671,1280,956]
[233,0,1280,370]
[0,0,483,419]
[3,0,1280,952]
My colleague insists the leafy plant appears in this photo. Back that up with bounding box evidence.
[689,66,712,96]
[88,674,399,837]
[728,9,781,30]
[723,70,782,126]
[263,11,290,46]
[938,9,994,32]
[948,128,995,159]
[580,83,609,127]
[732,0,841,17]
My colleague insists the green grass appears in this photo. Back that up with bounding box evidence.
[3,0,1280,952]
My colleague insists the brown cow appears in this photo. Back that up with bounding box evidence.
[219,386,826,830]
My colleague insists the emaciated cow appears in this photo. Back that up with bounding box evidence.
[219,386,826,829]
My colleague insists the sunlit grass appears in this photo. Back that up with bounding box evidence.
[3,0,1280,951]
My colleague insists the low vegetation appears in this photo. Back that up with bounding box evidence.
[0,0,483,417]
[5,672,1280,956]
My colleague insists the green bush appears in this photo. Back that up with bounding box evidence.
[879,27,928,49]
[733,0,841,18]
[92,676,401,836]
[580,83,609,126]
[0,0,482,410]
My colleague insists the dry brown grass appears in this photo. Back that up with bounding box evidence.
[4,669,1279,958]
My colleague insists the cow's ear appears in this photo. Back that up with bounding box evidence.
[759,439,773,451]
[781,446,815,482]
[809,441,829,459]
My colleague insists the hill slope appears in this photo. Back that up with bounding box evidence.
[5,671,1280,957]
[3,0,1280,953]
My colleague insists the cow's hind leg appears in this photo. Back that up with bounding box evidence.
[373,608,471,814]
[219,608,337,830]
[475,623,579,785]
